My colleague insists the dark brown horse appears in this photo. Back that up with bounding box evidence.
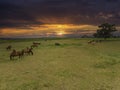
[31,44,38,48]
[6,45,12,50]
[88,40,96,45]
[10,49,24,60]
[55,43,61,46]
[23,47,33,55]
[88,40,94,44]
[33,42,41,45]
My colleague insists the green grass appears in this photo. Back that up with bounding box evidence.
[0,38,120,90]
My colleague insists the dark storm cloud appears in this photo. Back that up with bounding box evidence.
[32,0,120,25]
[0,0,120,29]
[0,2,43,29]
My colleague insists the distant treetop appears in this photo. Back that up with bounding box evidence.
[93,23,117,39]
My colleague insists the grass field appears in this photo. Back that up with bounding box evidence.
[0,38,120,90]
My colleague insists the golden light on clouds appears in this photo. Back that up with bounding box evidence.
[56,30,66,36]
[1,28,34,35]
[0,24,98,37]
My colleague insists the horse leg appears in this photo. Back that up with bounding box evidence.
[10,55,12,60]
[10,55,14,60]
[26,51,29,55]
[19,54,21,59]
[21,53,24,58]
[20,53,23,58]
[31,51,33,55]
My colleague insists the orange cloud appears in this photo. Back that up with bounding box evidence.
[0,24,98,37]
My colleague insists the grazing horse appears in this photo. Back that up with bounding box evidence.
[88,40,94,43]
[10,49,24,60]
[33,42,41,45]
[88,40,94,44]
[23,47,33,55]
[6,45,12,50]
[31,44,38,48]
[88,40,96,45]
[55,43,61,46]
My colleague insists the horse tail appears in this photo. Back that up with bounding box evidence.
[31,51,33,55]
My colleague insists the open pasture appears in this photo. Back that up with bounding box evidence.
[0,38,120,90]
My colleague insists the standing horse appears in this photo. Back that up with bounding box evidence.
[23,47,33,55]
[33,42,41,45]
[6,45,12,50]
[28,47,33,55]
[55,43,61,46]
[88,40,94,44]
[10,49,24,60]
[31,44,38,48]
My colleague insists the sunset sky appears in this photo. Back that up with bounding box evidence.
[0,0,120,38]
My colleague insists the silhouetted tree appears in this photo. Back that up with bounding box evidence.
[94,23,117,39]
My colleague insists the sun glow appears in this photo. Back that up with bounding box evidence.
[0,24,98,37]
[56,31,66,36]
